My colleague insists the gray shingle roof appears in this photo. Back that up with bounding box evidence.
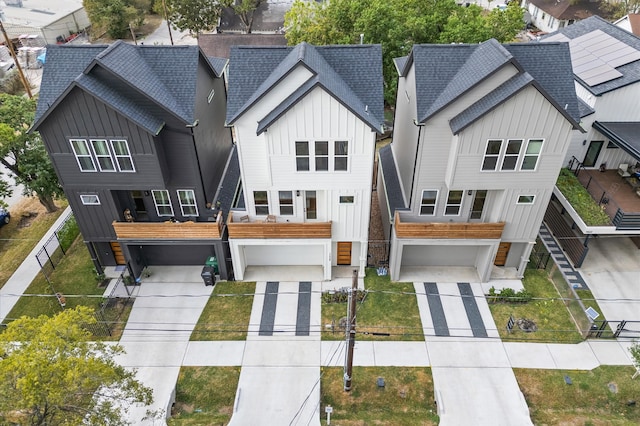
[378,145,408,218]
[541,15,640,95]
[226,42,384,133]
[593,121,640,161]
[577,98,595,118]
[33,41,219,132]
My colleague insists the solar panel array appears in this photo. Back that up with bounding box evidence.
[543,29,640,86]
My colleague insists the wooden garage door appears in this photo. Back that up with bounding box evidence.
[337,242,352,265]
[494,242,511,266]
[110,242,126,265]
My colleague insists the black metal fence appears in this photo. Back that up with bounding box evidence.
[35,211,78,282]
[85,272,135,337]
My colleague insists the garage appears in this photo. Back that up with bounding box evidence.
[401,245,480,266]
[243,244,323,266]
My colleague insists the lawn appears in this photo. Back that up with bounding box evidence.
[515,366,640,424]
[0,198,68,289]
[322,268,423,341]
[168,366,240,425]
[190,281,255,341]
[488,269,583,343]
[320,366,438,425]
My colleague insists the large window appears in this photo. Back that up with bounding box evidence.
[254,191,269,215]
[420,190,438,215]
[334,141,348,171]
[90,139,115,171]
[445,190,463,216]
[70,139,96,172]
[295,139,350,172]
[111,140,135,172]
[296,141,309,171]
[152,190,173,216]
[177,190,198,216]
[482,138,543,171]
[521,139,543,170]
[501,139,523,171]
[482,139,502,171]
[279,191,294,215]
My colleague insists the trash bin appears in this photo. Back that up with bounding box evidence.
[201,266,215,286]
[205,256,219,275]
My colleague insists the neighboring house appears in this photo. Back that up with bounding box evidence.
[615,13,640,37]
[31,41,236,279]
[521,0,610,33]
[377,39,581,282]
[540,16,640,263]
[198,34,287,59]
[225,42,384,280]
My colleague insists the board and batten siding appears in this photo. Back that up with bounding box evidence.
[66,188,118,241]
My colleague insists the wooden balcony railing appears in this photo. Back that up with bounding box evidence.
[394,212,504,239]
[227,214,332,239]
[113,211,223,240]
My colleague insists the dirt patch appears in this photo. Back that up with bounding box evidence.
[17,211,39,228]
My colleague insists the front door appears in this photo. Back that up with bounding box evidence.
[469,190,487,221]
[494,242,511,266]
[337,242,352,265]
[305,191,317,220]
[130,190,148,220]
[583,141,604,167]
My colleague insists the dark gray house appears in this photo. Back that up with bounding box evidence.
[32,40,236,279]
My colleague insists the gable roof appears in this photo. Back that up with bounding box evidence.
[527,0,608,21]
[541,16,640,96]
[226,42,384,134]
[399,39,581,132]
[32,41,225,134]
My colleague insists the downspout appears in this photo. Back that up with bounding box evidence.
[186,120,208,207]
[409,119,425,208]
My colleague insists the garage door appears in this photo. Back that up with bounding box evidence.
[402,245,479,267]
[243,245,322,266]
[139,245,215,265]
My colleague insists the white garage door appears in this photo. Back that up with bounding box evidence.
[402,245,480,267]
[243,245,323,266]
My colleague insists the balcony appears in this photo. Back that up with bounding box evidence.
[394,212,505,239]
[113,211,224,240]
[227,214,332,239]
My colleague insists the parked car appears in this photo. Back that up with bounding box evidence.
[0,208,10,227]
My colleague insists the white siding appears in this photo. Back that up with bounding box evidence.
[391,66,419,200]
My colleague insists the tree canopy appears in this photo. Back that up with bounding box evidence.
[222,0,265,34]
[0,94,63,212]
[284,0,525,104]
[164,0,225,36]
[83,0,151,39]
[0,307,153,425]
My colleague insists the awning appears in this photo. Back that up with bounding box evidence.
[593,121,640,162]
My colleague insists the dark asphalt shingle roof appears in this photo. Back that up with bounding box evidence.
[198,34,287,59]
[577,98,595,118]
[593,122,640,161]
[226,42,384,134]
[214,145,241,216]
[541,16,640,96]
[378,145,407,218]
[33,41,219,133]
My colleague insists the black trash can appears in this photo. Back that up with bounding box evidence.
[201,266,215,286]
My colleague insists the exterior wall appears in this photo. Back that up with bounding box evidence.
[523,1,567,33]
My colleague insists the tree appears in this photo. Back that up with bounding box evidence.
[83,0,149,39]
[221,0,265,34]
[284,0,525,104]
[0,94,64,213]
[0,307,153,425]
[165,0,224,37]
[630,340,640,378]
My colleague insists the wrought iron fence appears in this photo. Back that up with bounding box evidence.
[35,212,78,282]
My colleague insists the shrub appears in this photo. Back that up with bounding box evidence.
[322,288,366,304]
[487,286,532,303]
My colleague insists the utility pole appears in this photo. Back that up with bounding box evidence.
[0,21,33,98]
[344,269,358,391]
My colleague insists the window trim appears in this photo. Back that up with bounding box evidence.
[70,139,96,172]
[315,141,329,171]
[278,191,294,215]
[521,139,544,171]
[110,139,135,172]
[152,190,174,217]
[334,140,349,172]
[90,139,116,172]
[517,195,536,205]
[253,190,269,216]
[80,194,100,205]
[207,88,215,103]
[481,139,503,171]
[420,190,438,216]
[295,141,310,171]
[500,139,523,171]
[177,189,198,216]
[339,195,354,204]
[444,190,464,216]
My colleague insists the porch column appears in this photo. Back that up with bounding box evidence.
[517,241,536,278]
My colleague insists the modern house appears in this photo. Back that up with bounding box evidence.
[31,41,237,279]
[377,39,581,282]
[540,16,640,265]
[521,0,610,33]
[225,42,384,281]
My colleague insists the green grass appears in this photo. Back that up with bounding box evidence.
[556,168,611,226]
[320,367,438,425]
[488,269,583,343]
[190,281,255,341]
[322,268,423,341]
[168,367,240,425]
[515,366,640,425]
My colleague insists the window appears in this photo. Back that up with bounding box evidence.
[517,195,535,204]
[339,195,354,203]
[80,194,100,205]
[501,139,522,170]
[335,141,348,171]
[420,190,438,215]
[279,191,294,215]
[296,141,309,171]
[482,139,502,171]
[111,140,135,172]
[254,191,269,215]
[315,141,328,171]
[70,139,96,172]
[152,190,173,216]
[207,88,215,103]
[177,190,198,216]
[521,139,543,170]
[445,190,463,216]
[90,139,116,171]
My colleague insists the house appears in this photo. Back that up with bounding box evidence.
[615,13,640,37]
[521,0,610,33]
[377,39,581,282]
[225,42,384,281]
[539,16,640,263]
[31,41,237,280]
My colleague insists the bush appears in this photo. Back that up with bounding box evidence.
[322,288,366,304]
[0,70,28,95]
[487,286,532,303]
[57,216,79,251]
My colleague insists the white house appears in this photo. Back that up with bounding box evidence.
[377,39,581,282]
[225,42,384,280]
[521,0,608,33]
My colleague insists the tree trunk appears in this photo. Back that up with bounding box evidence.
[38,194,58,213]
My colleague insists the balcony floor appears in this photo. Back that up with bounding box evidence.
[577,169,640,217]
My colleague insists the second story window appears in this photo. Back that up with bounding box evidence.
[521,139,543,170]
[315,141,329,171]
[482,139,502,171]
[69,138,135,173]
[254,191,269,215]
[70,139,96,172]
[177,190,198,216]
[111,140,135,172]
[501,139,523,171]
[420,190,438,215]
[91,139,115,172]
[296,141,310,171]
[152,190,173,216]
[335,141,348,171]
